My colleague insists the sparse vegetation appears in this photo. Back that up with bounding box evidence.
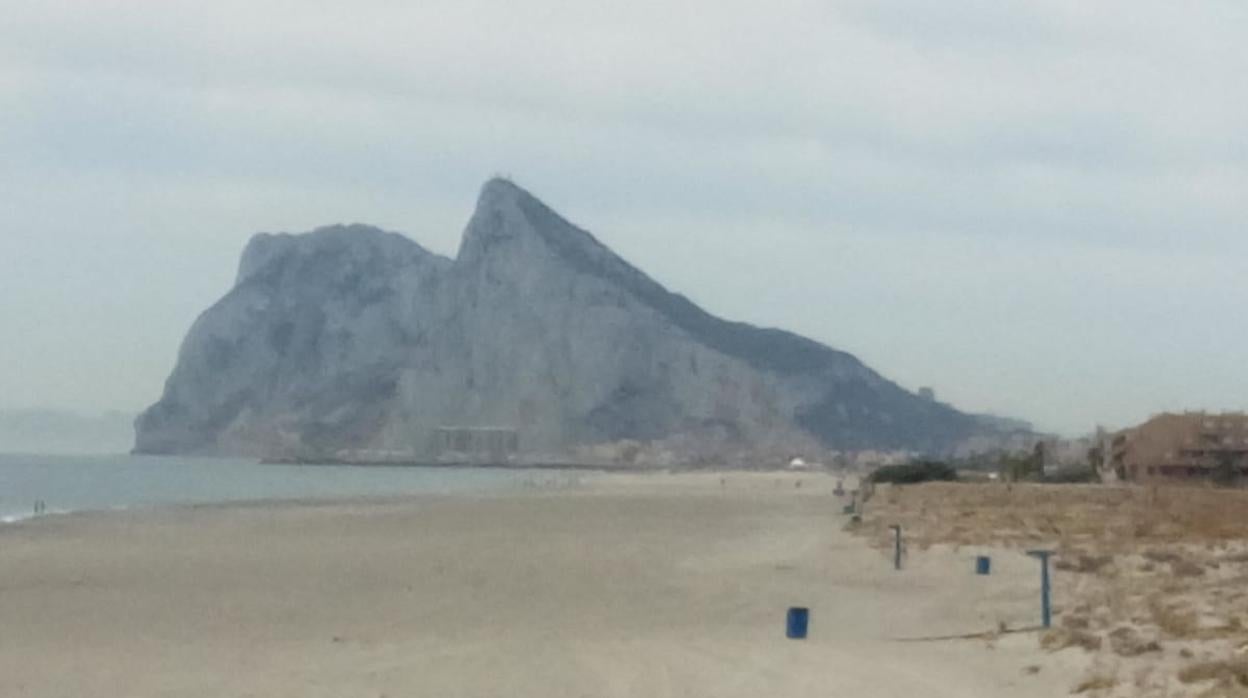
[1041,627,1103,652]
[859,482,1248,549]
[1062,612,1093,631]
[1055,552,1113,574]
[1143,549,1182,564]
[1177,658,1248,686]
[1072,674,1118,693]
[1001,451,1043,482]
[851,482,1248,695]
[1170,558,1206,578]
[868,461,957,485]
[1041,465,1100,484]
[1148,598,1199,637]
[1212,452,1241,488]
[1107,626,1161,657]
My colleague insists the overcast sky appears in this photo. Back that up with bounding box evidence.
[2,1,1246,435]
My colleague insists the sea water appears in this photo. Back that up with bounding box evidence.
[0,453,564,523]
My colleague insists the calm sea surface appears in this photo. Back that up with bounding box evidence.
[0,453,568,522]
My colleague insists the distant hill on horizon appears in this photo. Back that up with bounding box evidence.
[0,409,135,455]
[135,178,1028,463]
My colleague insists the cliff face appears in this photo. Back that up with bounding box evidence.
[136,179,992,459]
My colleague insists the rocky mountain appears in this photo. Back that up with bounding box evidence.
[135,178,1009,462]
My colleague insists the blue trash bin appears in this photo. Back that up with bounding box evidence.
[976,556,991,575]
[786,607,809,639]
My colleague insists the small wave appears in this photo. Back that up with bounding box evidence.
[0,507,79,525]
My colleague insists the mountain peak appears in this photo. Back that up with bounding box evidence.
[470,177,552,231]
[458,177,603,268]
[236,224,442,287]
[477,176,528,204]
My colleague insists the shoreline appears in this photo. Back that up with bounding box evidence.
[0,454,606,529]
[259,456,650,471]
[0,468,817,526]
[0,471,595,529]
[257,455,833,474]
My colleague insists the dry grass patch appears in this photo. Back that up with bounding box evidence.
[853,481,1248,691]
[1148,598,1200,638]
[1062,613,1093,631]
[1107,626,1161,657]
[1042,627,1103,652]
[1178,658,1248,686]
[1056,552,1114,575]
[1072,674,1118,693]
[1143,549,1183,564]
[860,483,1248,549]
[1171,558,1207,578]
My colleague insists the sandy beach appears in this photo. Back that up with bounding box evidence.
[0,473,1084,697]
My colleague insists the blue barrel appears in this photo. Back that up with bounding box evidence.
[786,607,809,639]
[976,556,991,575]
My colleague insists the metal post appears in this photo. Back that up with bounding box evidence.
[889,525,902,570]
[1040,556,1051,628]
[1027,550,1053,628]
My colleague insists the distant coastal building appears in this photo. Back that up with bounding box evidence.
[433,426,520,463]
[1109,413,1248,482]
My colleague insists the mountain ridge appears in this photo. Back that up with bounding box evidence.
[472,179,866,377]
[135,178,1014,462]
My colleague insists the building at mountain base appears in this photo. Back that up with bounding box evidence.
[1109,413,1248,483]
[432,426,520,464]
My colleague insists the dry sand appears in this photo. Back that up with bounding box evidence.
[0,473,1083,697]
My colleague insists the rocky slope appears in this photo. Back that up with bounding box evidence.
[135,179,1007,461]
